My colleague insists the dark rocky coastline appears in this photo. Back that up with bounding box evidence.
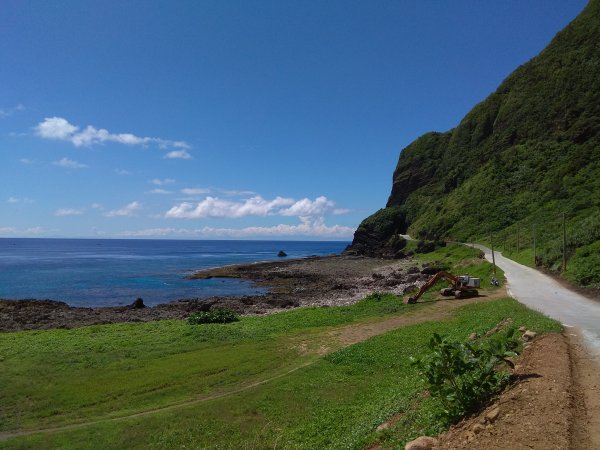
[1,255,427,332]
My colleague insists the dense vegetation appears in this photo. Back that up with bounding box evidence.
[349,0,600,288]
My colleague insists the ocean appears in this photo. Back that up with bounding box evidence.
[0,238,349,307]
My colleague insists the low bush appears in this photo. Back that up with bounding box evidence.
[411,329,519,423]
[187,308,240,325]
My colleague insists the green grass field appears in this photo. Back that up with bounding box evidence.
[0,246,560,449]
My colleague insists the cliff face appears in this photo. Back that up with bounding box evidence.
[347,0,600,276]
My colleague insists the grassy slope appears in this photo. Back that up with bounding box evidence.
[352,0,600,288]
[0,246,559,449]
[1,300,559,450]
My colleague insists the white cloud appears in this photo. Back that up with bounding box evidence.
[119,217,354,239]
[164,150,192,159]
[278,196,335,217]
[34,116,190,149]
[0,104,25,118]
[36,117,78,139]
[52,157,88,169]
[0,226,52,236]
[165,195,348,220]
[91,203,104,210]
[219,189,257,197]
[165,196,295,219]
[7,196,34,204]
[181,187,211,195]
[151,178,176,185]
[114,168,131,175]
[148,188,173,194]
[104,201,142,217]
[19,158,35,164]
[55,208,85,216]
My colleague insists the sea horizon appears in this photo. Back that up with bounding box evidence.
[0,238,350,307]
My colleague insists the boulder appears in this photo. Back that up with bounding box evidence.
[277,250,287,257]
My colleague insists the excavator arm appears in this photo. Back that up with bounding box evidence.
[404,271,458,304]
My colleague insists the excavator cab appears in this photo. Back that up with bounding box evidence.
[457,275,480,288]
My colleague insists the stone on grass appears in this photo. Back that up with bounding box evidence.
[405,436,438,450]
[522,330,537,341]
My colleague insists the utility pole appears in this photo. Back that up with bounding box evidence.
[490,234,497,276]
[562,212,567,272]
[532,224,537,266]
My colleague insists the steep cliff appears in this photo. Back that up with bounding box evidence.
[348,0,600,286]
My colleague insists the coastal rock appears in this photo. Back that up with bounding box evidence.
[130,298,146,309]
[277,250,287,257]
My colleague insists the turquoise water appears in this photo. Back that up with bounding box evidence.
[0,239,348,307]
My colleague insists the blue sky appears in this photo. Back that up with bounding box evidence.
[0,0,587,240]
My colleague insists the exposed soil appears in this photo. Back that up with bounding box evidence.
[425,331,600,450]
[0,255,431,332]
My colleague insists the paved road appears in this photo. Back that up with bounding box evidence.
[473,244,600,356]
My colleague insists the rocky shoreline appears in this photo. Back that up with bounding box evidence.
[0,255,431,332]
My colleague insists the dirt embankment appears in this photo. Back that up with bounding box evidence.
[401,331,599,450]
[0,255,429,332]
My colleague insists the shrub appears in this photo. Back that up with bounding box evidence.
[187,308,240,325]
[411,329,519,423]
[565,240,600,286]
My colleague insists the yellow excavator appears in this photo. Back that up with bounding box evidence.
[404,271,480,304]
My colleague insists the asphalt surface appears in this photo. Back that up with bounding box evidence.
[474,244,600,357]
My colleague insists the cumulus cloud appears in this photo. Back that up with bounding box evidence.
[34,117,190,150]
[151,178,176,185]
[164,150,192,159]
[278,196,335,217]
[52,157,88,169]
[119,217,354,239]
[114,168,131,175]
[104,201,142,217]
[55,208,85,216]
[165,195,347,220]
[165,196,297,219]
[19,158,35,164]
[148,188,172,194]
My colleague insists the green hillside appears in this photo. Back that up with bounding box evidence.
[348,0,600,288]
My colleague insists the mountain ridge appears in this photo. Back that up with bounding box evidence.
[347,0,600,288]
